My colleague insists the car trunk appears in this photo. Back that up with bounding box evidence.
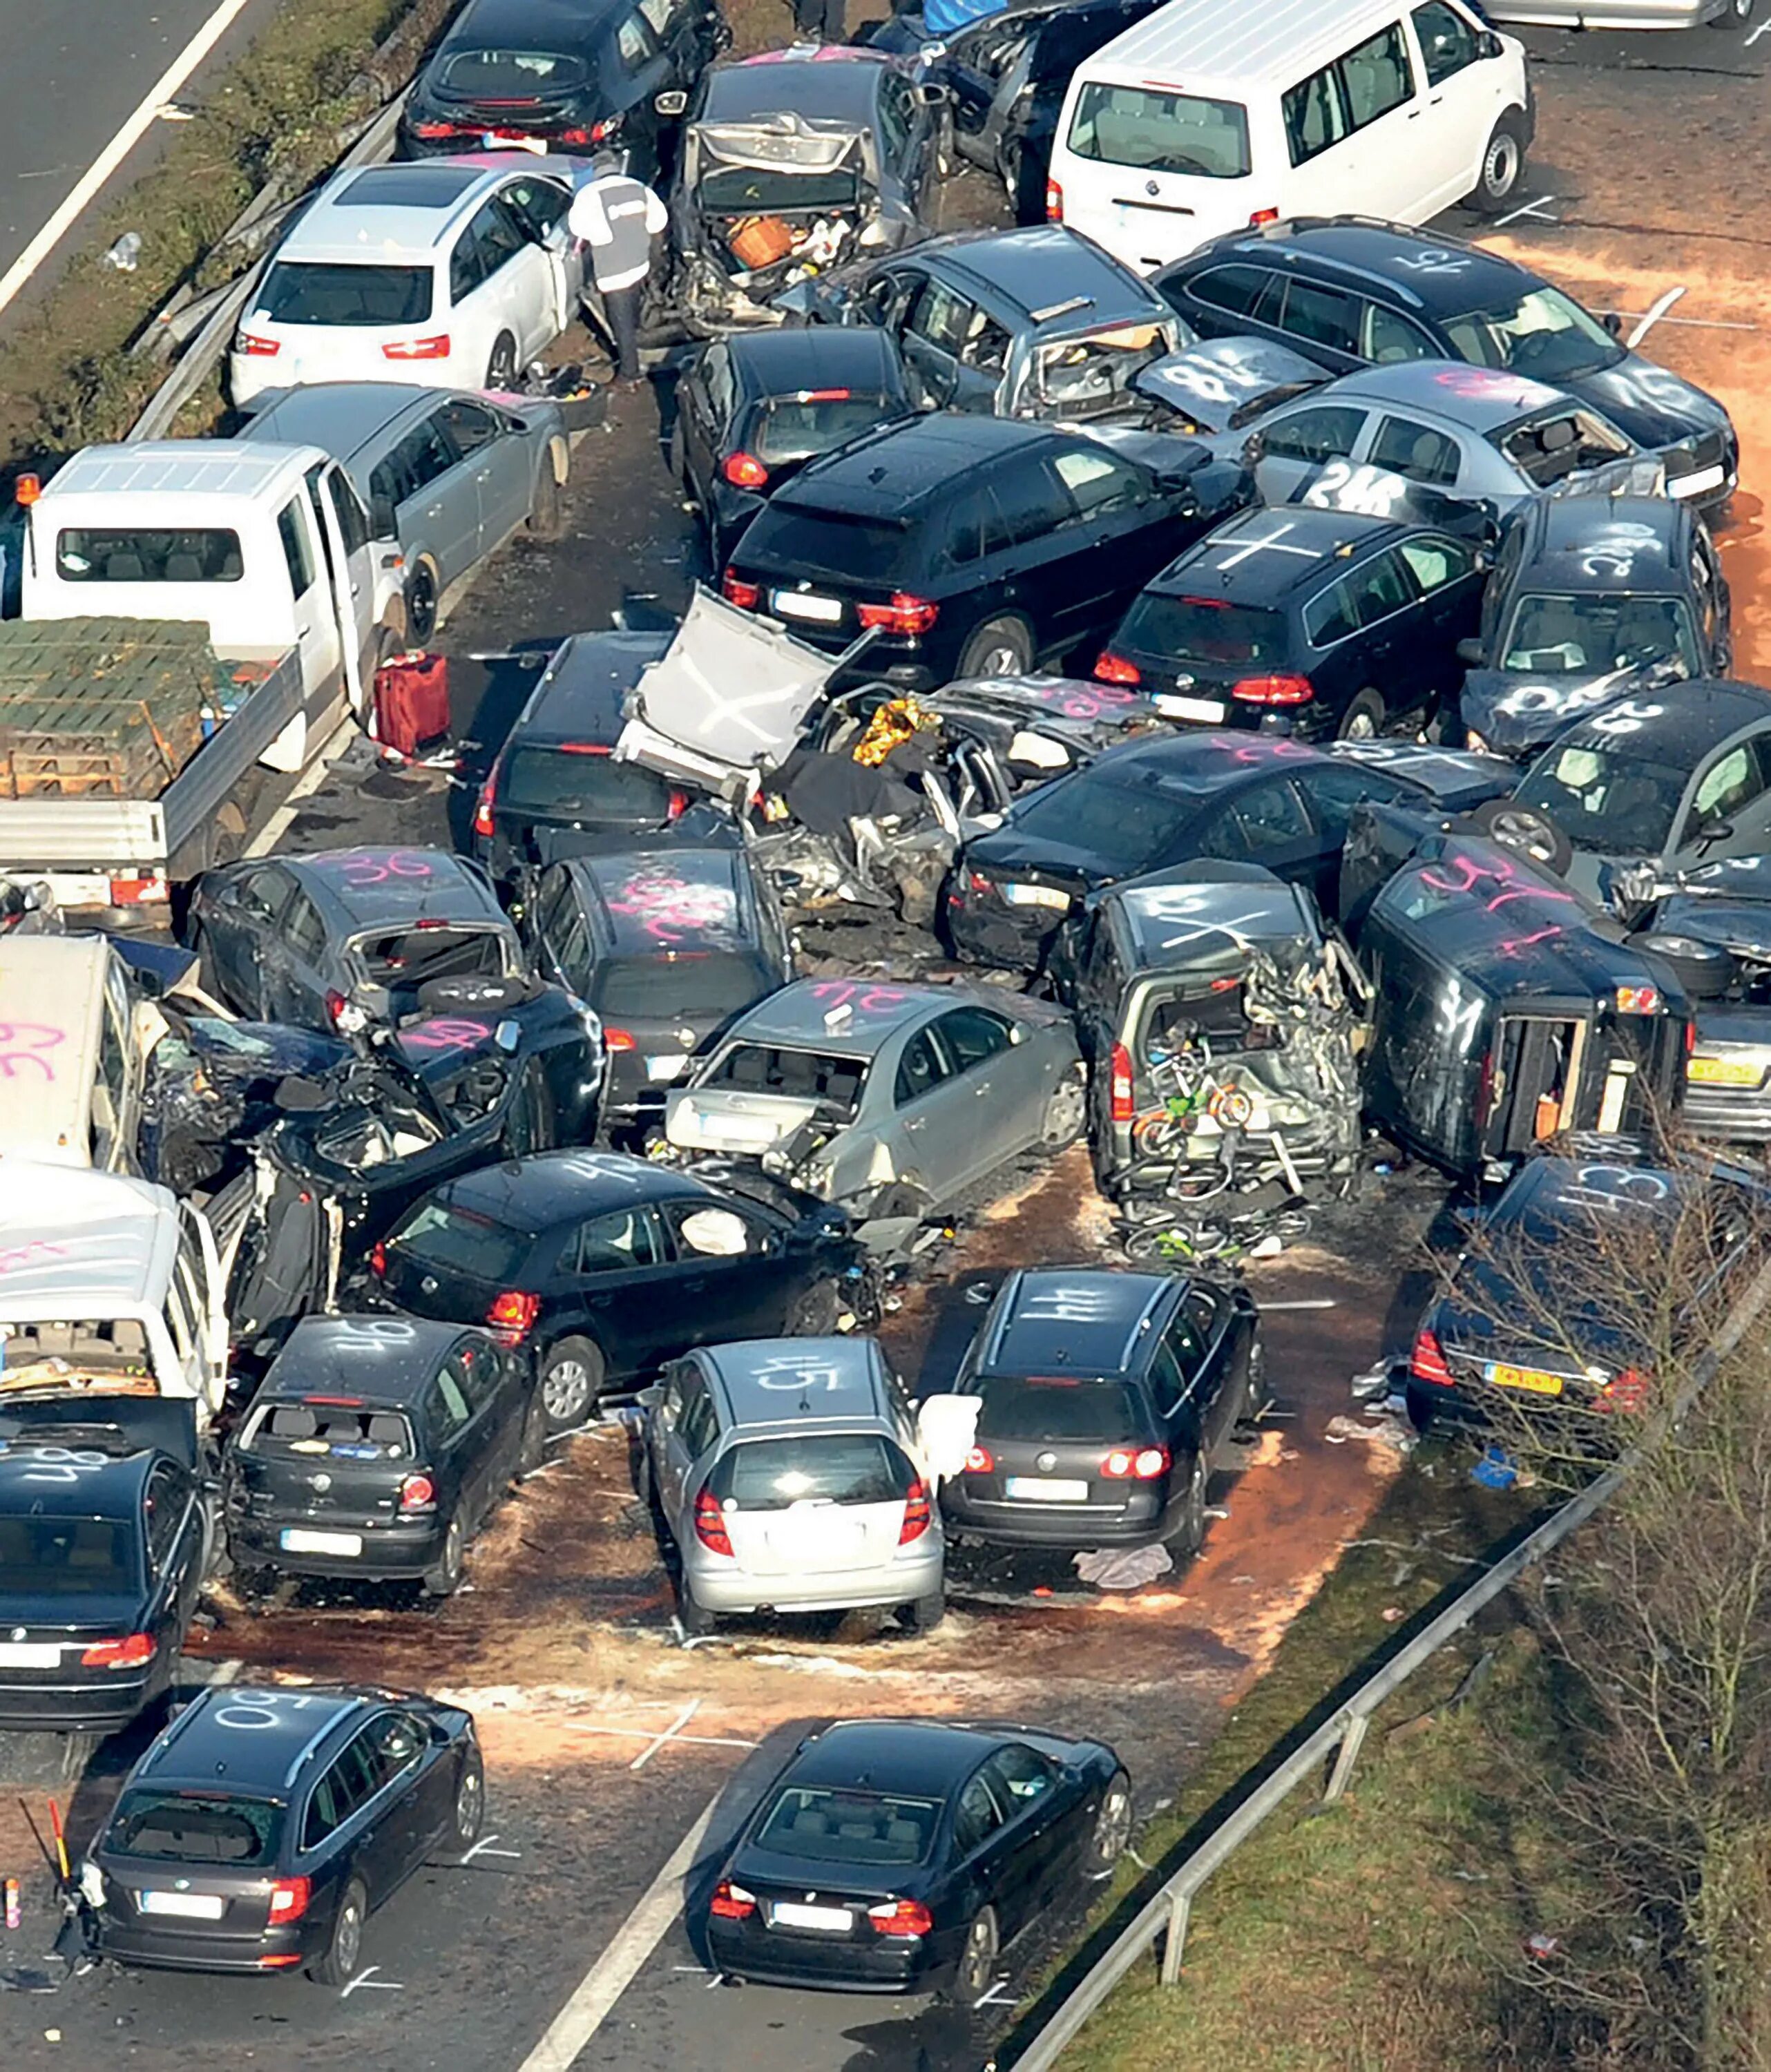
[705,1432,917,1577]
[593,952,772,1113]
[1480,1006,1685,1159]
[667,1042,868,1159]
[1103,593,1292,720]
[101,1792,287,1939]
[230,1398,423,1553]
[379,1201,536,1327]
[963,1376,1161,1519]
[684,119,874,317]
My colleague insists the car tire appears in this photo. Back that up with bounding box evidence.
[1713,0,1752,21]
[951,1905,999,2005]
[1165,1450,1209,1557]
[541,1336,604,1432]
[787,1280,840,1335]
[1468,115,1528,215]
[1337,689,1385,742]
[1634,931,1736,1001]
[517,1390,550,1476]
[527,463,566,541]
[1467,796,1573,877]
[902,1588,946,1633]
[1082,1770,1133,1879]
[310,1877,367,1987]
[422,1515,466,1597]
[957,615,1035,680]
[451,1749,486,1851]
[487,332,519,389]
[405,562,439,646]
[677,1583,718,1638]
[1039,1066,1087,1149]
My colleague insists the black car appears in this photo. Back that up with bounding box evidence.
[224,1316,544,1596]
[524,845,794,1134]
[399,0,727,182]
[472,629,738,883]
[936,1267,1256,1552]
[1456,491,1732,760]
[1095,506,1487,742]
[946,730,1514,968]
[0,1399,213,1734]
[82,1681,483,1981]
[189,847,522,1034]
[723,413,1251,690]
[672,328,915,568]
[1153,220,1737,511]
[705,1718,1129,1997]
[372,1151,861,1429]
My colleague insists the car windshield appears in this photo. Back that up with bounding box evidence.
[592,952,765,1021]
[745,506,919,584]
[501,745,673,820]
[705,1434,916,1509]
[1008,769,1198,873]
[108,1792,285,1866]
[0,1515,137,1593]
[700,1043,868,1120]
[1444,286,1622,382]
[1033,323,1175,412]
[258,261,434,328]
[697,164,863,215]
[755,1785,941,1865]
[1502,593,1699,677]
[1065,81,1250,178]
[1113,595,1290,669]
[436,46,591,95]
[749,395,899,466]
[390,1199,533,1281]
[1513,740,1691,855]
[975,1375,1142,1441]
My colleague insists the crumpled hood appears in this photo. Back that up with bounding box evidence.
[1564,357,1732,452]
[1133,336,1327,433]
[1460,660,1683,760]
[1654,894,1771,968]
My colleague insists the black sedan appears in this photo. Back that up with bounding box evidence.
[0,1400,213,1734]
[224,1316,544,1596]
[946,731,1515,969]
[672,327,915,569]
[372,1151,863,1429]
[82,1681,482,1982]
[706,1718,1129,1997]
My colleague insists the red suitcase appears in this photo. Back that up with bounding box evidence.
[373,651,450,757]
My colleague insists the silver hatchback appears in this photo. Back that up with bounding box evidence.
[640,1336,945,1638]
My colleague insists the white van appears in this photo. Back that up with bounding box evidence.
[0,938,164,1173]
[1047,0,1533,274]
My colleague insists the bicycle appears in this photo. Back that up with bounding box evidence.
[1127,1035,1261,1164]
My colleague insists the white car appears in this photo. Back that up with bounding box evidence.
[231,158,584,407]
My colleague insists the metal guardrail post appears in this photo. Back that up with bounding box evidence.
[1158,1890,1191,1986]
[1322,1710,1369,1804]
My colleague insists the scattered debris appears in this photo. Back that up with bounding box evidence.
[1075,1545,1174,1590]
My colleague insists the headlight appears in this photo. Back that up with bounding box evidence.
[1464,729,1491,756]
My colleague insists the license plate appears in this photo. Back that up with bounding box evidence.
[1669,463,1724,498]
[280,1528,363,1556]
[771,1901,854,1932]
[1484,1361,1564,1397]
[1004,1475,1091,1502]
[1153,693,1227,724]
[1689,1055,1763,1086]
[139,1890,225,1919]
[1001,882,1071,911]
[647,1053,688,1081]
[696,1111,772,1144]
[0,1643,59,1668]
[771,589,842,624]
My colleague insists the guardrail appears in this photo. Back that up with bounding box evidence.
[1002,1253,1771,2072]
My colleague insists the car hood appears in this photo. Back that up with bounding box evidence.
[1132,336,1328,434]
[1460,660,1685,760]
[965,829,1116,888]
[1654,894,1771,966]
[1562,358,1732,451]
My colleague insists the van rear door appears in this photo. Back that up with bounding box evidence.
[1057,76,1256,270]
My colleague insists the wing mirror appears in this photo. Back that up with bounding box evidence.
[1476,28,1504,56]
[1240,430,1266,467]
[1456,636,1484,667]
[1602,310,1625,340]
[655,89,687,117]
[494,1017,522,1053]
[1698,818,1735,851]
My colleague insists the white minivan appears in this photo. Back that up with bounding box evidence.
[1047,0,1532,274]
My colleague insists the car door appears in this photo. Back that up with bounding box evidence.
[439,397,530,555]
[364,1704,454,1868]
[899,277,973,410]
[1252,401,1370,507]
[977,1743,1075,1904]
[1335,548,1419,720]
[325,1725,411,1906]
[886,1021,970,1204]
[274,492,345,713]
[933,1004,1046,1177]
[454,1337,524,1517]
[606,8,671,183]
[1395,531,1484,698]
[657,1196,796,1340]
[196,861,291,1014]
[648,1358,709,1526]
[142,1461,202,1652]
[463,195,552,367]
[1669,736,1771,872]
[1044,447,1168,638]
[421,1357,486,1530]
[1335,22,1429,220]
[678,345,731,510]
[556,1203,673,1379]
[392,411,480,589]
[979,451,1097,651]
[499,171,580,331]
[948,1765,1025,1944]
[1406,0,1503,211]
[1168,1286,1238,1455]
[1279,63,1364,226]
[266,884,334,1028]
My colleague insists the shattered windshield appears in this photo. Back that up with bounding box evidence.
[697,164,862,213]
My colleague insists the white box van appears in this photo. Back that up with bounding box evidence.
[0,938,164,1173]
[1047,0,1533,274]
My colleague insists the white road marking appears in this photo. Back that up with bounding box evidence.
[518,1792,720,2072]
[461,1834,522,1864]
[1258,1299,1339,1312]
[341,1966,404,1998]
[1492,194,1557,228]
[1625,285,1685,350]
[1745,14,1770,41]
[1611,310,1759,334]
[560,1696,759,1767]
[245,713,359,857]
[975,1981,1015,2006]
[0,0,259,320]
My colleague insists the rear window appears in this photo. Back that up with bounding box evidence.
[975,1376,1142,1442]
[593,951,766,1022]
[697,164,862,215]
[744,506,919,586]
[437,46,591,96]
[756,1785,940,1865]
[1497,414,1630,489]
[0,1515,137,1594]
[1009,770,1198,875]
[108,1792,284,1866]
[705,1434,915,1510]
[390,1200,533,1283]
[501,745,673,821]
[242,1401,417,1460]
[54,528,242,584]
[702,1043,868,1120]
[1114,595,1290,669]
[1066,82,1251,178]
[354,927,508,990]
[749,396,899,466]
[259,260,434,328]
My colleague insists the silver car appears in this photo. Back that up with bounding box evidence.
[664,977,1086,1220]
[640,1335,944,1635]
[240,380,568,644]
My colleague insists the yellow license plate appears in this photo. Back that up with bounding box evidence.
[1687,1057,1764,1087]
[1485,1362,1564,1395]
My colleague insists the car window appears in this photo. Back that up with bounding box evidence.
[1053,446,1144,519]
[984,457,1070,550]
[879,79,913,158]
[369,1709,425,1777]
[702,344,736,424]
[331,1727,393,1817]
[894,1027,952,1105]
[303,1768,344,1852]
[501,174,568,240]
[638,0,675,31]
[1263,404,1365,465]
[571,1207,665,1273]
[1282,64,1350,167]
[935,1004,1013,1072]
[678,1379,719,1458]
[394,418,457,495]
[1185,1283,1225,1338]
[473,198,530,280]
[1398,534,1472,593]
[1167,1307,1205,1374]
[1412,0,1479,86]
[1301,762,1410,841]
[1369,414,1462,486]
[1188,264,1279,320]
[959,309,1011,376]
[1363,301,1439,365]
[430,1365,472,1435]
[325,468,371,556]
[953,1770,1006,1854]
[1337,23,1415,128]
[667,1199,760,1259]
[907,280,973,357]
[143,1464,185,1570]
[448,1346,496,1412]
[615,10,656,68]
[981,1743,1056,1809]
[441,399,501,457]
[1279,280,1361,358]
[284,890,327,963]
[1345,550,1415,628]
[1214,778,1312,858]
[276,500,316,602]
[448,224,487,306]
[1692,742,1767,825]
[236,864,292,923]
[1301,577,1356,647]
[942,486,989,570]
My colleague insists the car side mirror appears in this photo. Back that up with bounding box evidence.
[1602,311,1624,340]
[1008,1022,1026,1044]
[655,89,687,117]
[1698,818,1735,849]
[429,1720,454,1747]
[1476,28,1504,56]
[494,1017,521,1053]
[1456,636,1484,667]
[1241,430,1265,467]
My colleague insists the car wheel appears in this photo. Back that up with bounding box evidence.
[404,562,439,646]
[957,615,1035,680]
[527,463,565,541]
[517,1390,550,1476]
[952,1906,999,2005]
[787,1280,840,1335]
[1469,115,1527,215]
[1082,1770,1133,1879]
[1714,0,1752,21]
[1468,796,1573,877]
[1337,689,1385,742]
[901,1588,946,1633]
[677,1583,718,1638]
[1165,1450,1209,1557]
[486,332,519,389]
[541,1336,604,1432]
[422,1515,466,1598]
[451,1749,486,1850]
[1633,932,1736,1001]
[310,1877,367,1987]
[1038,1065,1087,1149]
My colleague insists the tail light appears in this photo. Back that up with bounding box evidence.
[856,593,939,636]
[408,119,464,140]
[1473,1050,1495,1129]
[1102,1445,1169,1480]
[899,1476,932,1544]
[1109,1042,1135,1124]
[472,765,498,840]
[325,989,347,1027]
[605,1028,635,1052]
[710,1878,756,1919]
[108,875,169,906]
[399,1473,437,1512]
[867,1897,932,1937]
[1685,1019,1697,1056]
[486,1291,541,1342]
[694,1486,734,1557]
[1595,1366,1650,1414]
[1231,674,1313,707]
[963,1444,994,1475]
[383,335,452,361]
[722,569,761,610]
[965,872,995,896]
[722,452,769,490]
[1410,1325,1455,1388]
[1249,207,1279,226]
[667,788,689,821]
[258,1952,303,1968]
[235,332,281,357]
[369,1241,387,1276]
[81,1633,155,1669]
[1093,652,1141,686]
[267,1877,311,1926]
[1046,177,1063,220]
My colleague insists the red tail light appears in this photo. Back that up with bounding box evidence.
[472,765,498,840]
[963,1444,994,1475]
[235,332,281,358]
[1595,1366,1650,1415]
[1102,1445,1170,1480]
[1231,674,1313,707]
[1410,1325,1455,1388]
[710,1878,756,1919]
[667,788,689,821]
[258,1953,303,1968]
[369,1240,387,1276]
[486,1291,541,1342]
[324,989,347,1027]
[722,570,761,610]
[383,335,452,361]
[409,119,464,140]
[695,1486,734,1557]
[867,1897,932,1936]
[1093,652,1141,686]
[399,1473,437,1512]
[856,593,939,636]
[605,1028,635,1052]
[267,1877,311,1925]
[1685,1019,1697,1056]
[899,1476,932,1544]
[722,452,769,490]
[1046,177,1063,220]
[81,1633,155,1669]
[1109,1042,1135,1124]
[1249,208,1279,227]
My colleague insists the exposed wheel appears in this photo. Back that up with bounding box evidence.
[1082,1770,1133,1878]
[541,1336,604,1431]
[527,463,565,541]
[486,332,519,390]
[1633,931,1734,1001]
[310,1877,367,1986]
[405,562,439,645]
[957,615,1035,680]
[786,1280,839,1335]
[1712,0,1752,21]
[901,1589,946,1633]
[1337,689,1385,742]
[451,1749,486,1850]
[952,1906,999,2005]
[422,1514,466,1597]
[1468,796,1573,876]
[517,1390,549,1475]
[1468,115,1527,215]
[677,1584,718,1638]
[1165,1450,1209,1557]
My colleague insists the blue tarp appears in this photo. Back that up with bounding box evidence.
[924,0,1008,37]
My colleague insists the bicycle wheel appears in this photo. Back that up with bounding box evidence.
[1131,1110,1189,1158]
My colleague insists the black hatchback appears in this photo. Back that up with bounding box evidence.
[82,1682,482,1982]
[1095,506,1486,742]
[723,413,1250,690]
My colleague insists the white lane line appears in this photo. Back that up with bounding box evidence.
[0,0,259,320]
[245,713,358,856]
[517,1792,720,2072]
[566,1721,761,1761]
[1258,1300,1339,1312]
[1492,193,1557,229]
[461,1834,523,1864]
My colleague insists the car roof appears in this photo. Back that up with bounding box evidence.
[700,1335,886,1428]
[777,414,1072,518]
[0,1446,149,1518]
[240,383,447,461]
[1324,359,1571,431]
[437,0,626,56]
[1199,219,1537,317]
[782,1718,1004,1796]
[1109,867,1317,970]
[0,1164,179,1315]
[913,228,1166,333]
[1085,0,1429,88]
[439,1149,716,1228]
[41,440,329,509]
[1152,506,1408,605]
[521,629,671,745]
[1516,493,1687,591]
[979,1267,1174,1377]
[287,847,503,928]
[133,1685,379,1795]
[1554,678,1771,760]
[283,162,508,265]
[723,325,904,398]
[577,845,751,958]
[261,1314,474,1403]
[725,977,939,1053]
[702,46,892,122]
[1062,728,1334,801]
